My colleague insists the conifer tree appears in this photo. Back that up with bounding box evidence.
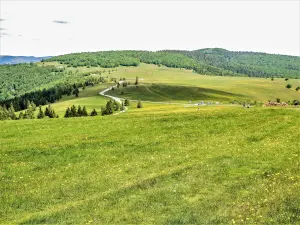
[64,107,71,118]
[37,106,45,119]
[18,112,24,120]
[82,106,88,116]
[105,100,114,115]
[31,101,37,111]
[137,100,143,108]
[73,87,79,97]
[70,105,77,117]
[124,99,130,106]
[113,100,119,111]
[120,101,125,111]
[8,104,17,120]
[77,105,83,116]
[45,105,50,117]
[90,108,97,116]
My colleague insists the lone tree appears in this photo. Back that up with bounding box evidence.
[276,98,281,103]
[285,78,289,81]
[296,86,300,92]
[135,76,139,85]
[286,84,292,89]
[124,99,130,106]
[37,106,45,119]
[137,100,143,108]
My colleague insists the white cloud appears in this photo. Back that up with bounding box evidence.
[1,0,299,56]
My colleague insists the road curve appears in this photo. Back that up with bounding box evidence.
[99,81,126,113]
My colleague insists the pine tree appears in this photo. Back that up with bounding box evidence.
[105,100,114,115]
[90,108,97,116]
[45,105,55,118]
[8,104,17,120]
[26,99,31,109]
[137,100,143,108]
[18,112,24,120]
[73,87,79,97]
[45,105,50,117]
[23,110,29,119]
[124,99,130,106]
[120,101,125,111]
[77,105,83,116]
[31,101,37,111]
[64,107,71,118]
[113,100,119,111]
[27,108,35,119]
[37,106,45,119]
[70,105,77,117]
[82,106,88,116]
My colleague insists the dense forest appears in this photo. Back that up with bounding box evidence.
[167,49,300,78]
[0,63,65,101]
[45,49,300,78]
[0,62,108,102]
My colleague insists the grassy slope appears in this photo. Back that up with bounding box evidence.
[1,106,300,224]
[106,64,300,103]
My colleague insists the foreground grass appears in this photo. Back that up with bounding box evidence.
[1,107,300,224]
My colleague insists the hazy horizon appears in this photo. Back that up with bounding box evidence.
[1,0,299,57]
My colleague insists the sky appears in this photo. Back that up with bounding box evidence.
[0,0,299,56]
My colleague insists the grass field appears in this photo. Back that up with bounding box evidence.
[107,64,300,103]
[1,106,300,224]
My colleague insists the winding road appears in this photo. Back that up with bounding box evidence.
[99,81,126,113]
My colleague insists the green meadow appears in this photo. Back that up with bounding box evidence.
[1,61,300,224]
[1,106,300,224]
[106,64,300,103]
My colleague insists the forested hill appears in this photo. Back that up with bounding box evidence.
[166,49,300,78]
[45,49,300,78]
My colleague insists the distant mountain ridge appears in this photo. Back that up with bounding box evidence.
[0,55,51,65]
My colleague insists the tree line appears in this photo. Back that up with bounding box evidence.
[0,104,58,121]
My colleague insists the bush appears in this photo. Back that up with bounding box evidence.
[286,84,292,89]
